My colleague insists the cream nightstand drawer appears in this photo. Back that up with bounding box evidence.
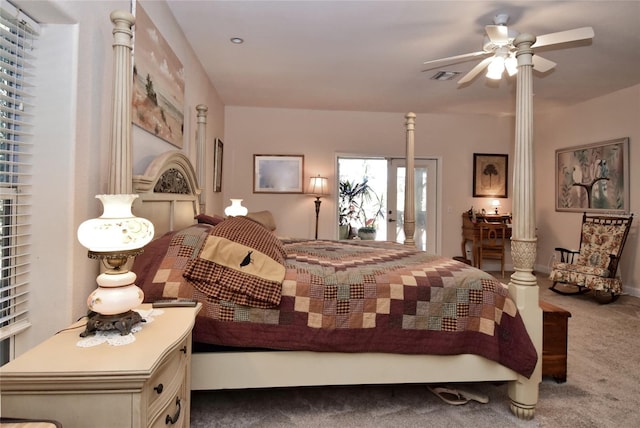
[146,335,189,414]
[149,371,189,428]
[0,305,200,428]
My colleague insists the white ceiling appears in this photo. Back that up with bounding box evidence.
[166,0,640,116]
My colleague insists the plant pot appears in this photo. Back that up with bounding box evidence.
[357,228,377,240]
[339,225,350,240]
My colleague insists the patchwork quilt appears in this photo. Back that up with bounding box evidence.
[134,223,537,378]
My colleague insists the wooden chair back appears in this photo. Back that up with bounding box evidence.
[478,222,507,278]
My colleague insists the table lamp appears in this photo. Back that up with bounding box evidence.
[224,199,248,216]
[491,199,501,215]
[77,194,154,336]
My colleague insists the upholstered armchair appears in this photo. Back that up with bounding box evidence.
[549,212,633,302]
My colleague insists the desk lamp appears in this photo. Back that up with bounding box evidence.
[491,199,501,215]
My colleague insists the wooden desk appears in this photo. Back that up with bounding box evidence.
[461,212,512,267]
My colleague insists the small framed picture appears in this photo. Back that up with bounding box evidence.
[473,153,508,198]
[253,154,304,193]
[213,138,223,192]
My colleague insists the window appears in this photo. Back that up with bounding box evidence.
[0,2,38,364]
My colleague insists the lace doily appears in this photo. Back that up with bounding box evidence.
[77,308,164,347]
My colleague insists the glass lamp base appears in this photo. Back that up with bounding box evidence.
[80,310,143,337]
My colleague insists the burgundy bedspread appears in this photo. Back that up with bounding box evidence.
[135,224,537,378]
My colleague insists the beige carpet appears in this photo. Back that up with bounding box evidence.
[190,274,640,427]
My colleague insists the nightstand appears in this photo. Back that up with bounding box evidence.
[0,304,201,428]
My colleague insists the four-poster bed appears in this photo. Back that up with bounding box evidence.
[106,11,541,420]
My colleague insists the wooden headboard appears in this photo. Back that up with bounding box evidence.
[133,150,201,238]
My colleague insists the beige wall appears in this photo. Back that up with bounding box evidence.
[535,84,640,296]
[223,107,514,259]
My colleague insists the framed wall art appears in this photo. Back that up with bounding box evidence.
[132,4,185,148]
[253,155,304,193]
[473,153,508,198]
[213,138,223,192]
[556,137,629,213]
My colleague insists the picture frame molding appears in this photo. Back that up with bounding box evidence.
[473,153,508,198]
[253,154,305,194]
[555,137,630,213]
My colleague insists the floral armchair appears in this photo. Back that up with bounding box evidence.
[549,212,633,302]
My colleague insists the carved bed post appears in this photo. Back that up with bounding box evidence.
[108,10,135,194]
[507,33,542,420]
[196,104,208,209]
[403,113,416,247]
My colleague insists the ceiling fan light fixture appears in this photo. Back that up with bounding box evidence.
[486,56,505,80]
[505,55,518,76]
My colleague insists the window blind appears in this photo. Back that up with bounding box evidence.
[0,2,38,348]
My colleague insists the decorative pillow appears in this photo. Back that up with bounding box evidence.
[183,216,286,308]
[133,224,213,302]
[245,210,277,231]
[195,213,226,226]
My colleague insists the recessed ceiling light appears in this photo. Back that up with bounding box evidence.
[230,37,244,44]
[430,71,460,81]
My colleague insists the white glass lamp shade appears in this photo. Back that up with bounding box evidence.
[225,199,248,217]
[308,176,329,197]
[492,199,501,214]
[77,194,154,252]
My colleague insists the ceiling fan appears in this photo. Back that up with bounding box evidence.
[423,14,594,85]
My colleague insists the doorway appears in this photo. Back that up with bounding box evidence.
[337,156,440,253]
[387,158,439,254]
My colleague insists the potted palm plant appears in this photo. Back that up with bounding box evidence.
[338,178,384,240]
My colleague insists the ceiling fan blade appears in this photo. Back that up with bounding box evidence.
[485,24,509,45]
[533,27,594,48]
[457,57,494,85]
[423,51,489,66]
[532,55,557,73]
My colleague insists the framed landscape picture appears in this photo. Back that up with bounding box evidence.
[556,137,629,212]
[253,155,304,193]
[132,4,185,148]
[473,153,508,198]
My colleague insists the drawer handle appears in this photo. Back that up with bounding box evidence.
[154,383,164,394]
[165,396,181,425]
[180,345,187,354]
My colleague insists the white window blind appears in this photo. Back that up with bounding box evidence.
[0,2,38,347]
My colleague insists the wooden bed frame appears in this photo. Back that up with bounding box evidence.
[110,13,541,420]
[131,125,541,420]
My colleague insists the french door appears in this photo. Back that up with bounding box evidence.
[336,156,439,253]
[386,158,439,253]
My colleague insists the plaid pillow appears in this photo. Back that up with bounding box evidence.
[183,216,286,308]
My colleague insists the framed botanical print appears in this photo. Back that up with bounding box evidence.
[473,153,508,198]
